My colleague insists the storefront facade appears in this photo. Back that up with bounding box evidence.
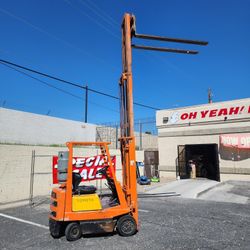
[156,98,250,181]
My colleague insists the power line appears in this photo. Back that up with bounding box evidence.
[79,0,119,29]
[0,62,82,100]
[0,6,118,72]
[0,59,160,110]
[0,59,84,89]
[64,0,120,40]
[84,0,120,26]
[0,62,120,114]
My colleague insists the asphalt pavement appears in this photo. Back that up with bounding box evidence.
[0,180,249,250]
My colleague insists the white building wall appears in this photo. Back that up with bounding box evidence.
[0,108,96,145]
[158,135,250,174]
[157,98,250,176]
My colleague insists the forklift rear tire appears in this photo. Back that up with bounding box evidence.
[65,222,82,241]
[116,215,137,237]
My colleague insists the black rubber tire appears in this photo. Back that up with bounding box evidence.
[49,219,63,238]
[65,222,82,241]
[116,215,137,237]
[75,185,97,194]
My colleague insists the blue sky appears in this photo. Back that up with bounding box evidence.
[0,0,249,124]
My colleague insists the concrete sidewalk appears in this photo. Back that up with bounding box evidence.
[143,178,221,198]
[198,180,250,204]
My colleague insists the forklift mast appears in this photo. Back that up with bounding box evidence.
[119,13,208,224]
[119,13,138,223]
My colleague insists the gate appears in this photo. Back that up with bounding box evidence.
[176,145,187,179]
[144,150,159,178]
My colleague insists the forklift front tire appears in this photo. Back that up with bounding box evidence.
[49,219,63,238]
[65,222,82,241]
[116,215,137,237]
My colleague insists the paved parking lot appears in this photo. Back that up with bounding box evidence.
[0,181,249,250]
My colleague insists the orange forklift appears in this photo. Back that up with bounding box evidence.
[49,13,207,241]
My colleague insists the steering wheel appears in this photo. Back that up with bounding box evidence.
[96,165,109,176]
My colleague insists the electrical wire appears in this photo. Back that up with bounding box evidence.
[85,0,120,26]
[0,62,120,114]
[79,0,119,29]
[0,58,160,110]
[0,7,163,111]
[64,0,120,40]
[0,7,118,72]
[0,62,82,100]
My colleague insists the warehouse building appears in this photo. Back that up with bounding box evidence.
[156,98,250,181]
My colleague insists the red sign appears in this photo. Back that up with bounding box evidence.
[52,155,116,184]
[220,133,250,149]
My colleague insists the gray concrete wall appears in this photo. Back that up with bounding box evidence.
[0,108,96,145]
[0,144,144,205]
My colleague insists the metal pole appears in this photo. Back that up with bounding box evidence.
[115,124,118,149]
[139,120,142,150]
[85,85,88,123]
[208,88,212,103]
[29,150,35,206]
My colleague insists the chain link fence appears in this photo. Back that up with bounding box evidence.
[96,117,158,150]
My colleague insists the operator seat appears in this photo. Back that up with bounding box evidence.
[72,172,96,194]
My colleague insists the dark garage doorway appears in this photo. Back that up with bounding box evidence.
[177,144,220,181]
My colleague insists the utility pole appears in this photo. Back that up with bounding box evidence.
[208,88,213,103]
[85,85,88,123]
[2,100,6,107]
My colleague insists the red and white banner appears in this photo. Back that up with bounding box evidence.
[220,133,250,149]
[52,155,116,184]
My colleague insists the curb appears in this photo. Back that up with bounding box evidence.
[196,181,226,198]
[142,181,175,192]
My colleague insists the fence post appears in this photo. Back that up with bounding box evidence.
[29,150,35,206]
[139,120,142,150]
[115,124,119,149]
[85,85,88,123]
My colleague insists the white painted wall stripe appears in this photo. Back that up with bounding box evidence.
[0,212,49,230]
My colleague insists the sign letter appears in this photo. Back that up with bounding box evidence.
[201,110,209,118]
[229,107,240,115]
[209,109,217,117]
[189,112,197,119]
[180,113,189,120]
[218,108,227,116]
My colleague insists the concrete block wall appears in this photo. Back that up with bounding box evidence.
[0,108,149,205]
[0,144,144,204]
